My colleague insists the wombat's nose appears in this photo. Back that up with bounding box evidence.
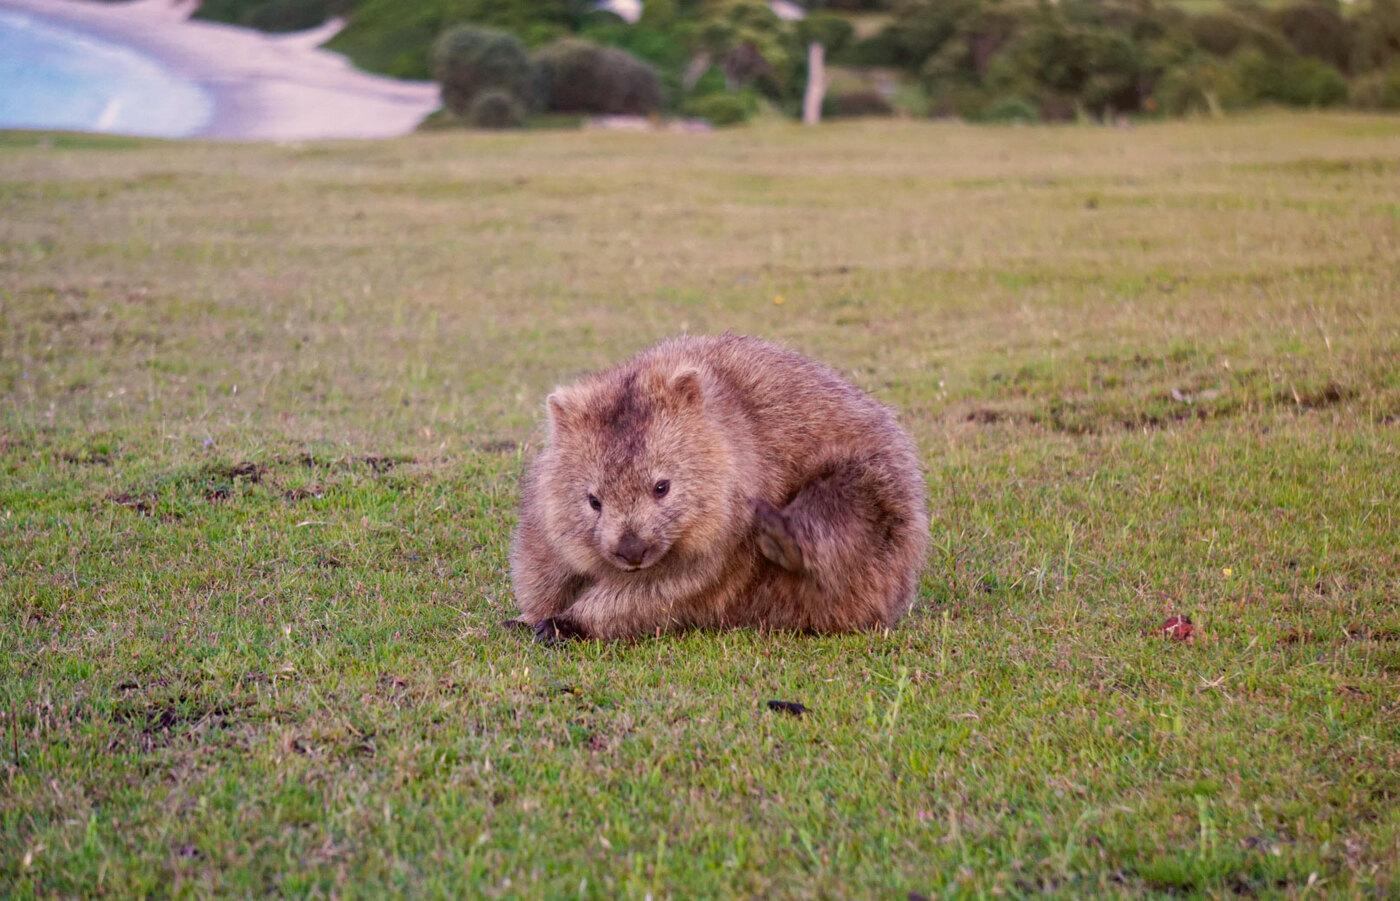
[614,532,648,567]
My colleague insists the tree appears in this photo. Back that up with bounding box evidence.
[688,1,796,92]
[535,38,664,114]
[432,26,535,117]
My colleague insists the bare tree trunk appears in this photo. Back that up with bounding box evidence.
[803,42,825,126]
[1204,89,1223,119]
[683,52,712,91]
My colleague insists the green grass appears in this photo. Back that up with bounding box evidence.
[3,113,1399,898]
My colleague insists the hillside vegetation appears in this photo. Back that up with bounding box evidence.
[193,0,1400,125]
[2,114,1399,897]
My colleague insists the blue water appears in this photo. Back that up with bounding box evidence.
[0,8,213,138]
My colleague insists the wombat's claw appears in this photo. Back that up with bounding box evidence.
[753,500,804,572]
[534,617,584,645]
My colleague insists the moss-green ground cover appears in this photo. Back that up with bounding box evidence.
[2,114,1399,898]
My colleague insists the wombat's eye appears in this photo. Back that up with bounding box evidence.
[587,494,602,511]
[653,480,670,499]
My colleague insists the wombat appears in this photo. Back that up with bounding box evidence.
[510,334,929,642]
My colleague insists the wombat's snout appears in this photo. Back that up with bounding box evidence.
[613,532,650,569]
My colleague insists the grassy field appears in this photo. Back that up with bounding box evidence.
[2,113,1399,898]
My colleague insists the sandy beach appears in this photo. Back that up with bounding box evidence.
[0,0,439,140]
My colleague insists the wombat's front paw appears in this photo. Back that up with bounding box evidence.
[752,499,804,572]
[534,616,586,645]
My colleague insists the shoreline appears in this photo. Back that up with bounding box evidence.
[0,0,439,141]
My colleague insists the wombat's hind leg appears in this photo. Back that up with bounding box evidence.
[753,499,804,572]
[765,456,919,629]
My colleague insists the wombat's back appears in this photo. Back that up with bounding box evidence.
[637,334,923,507]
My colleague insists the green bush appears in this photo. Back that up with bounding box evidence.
[1187,12,1291,59]
[1035,95,1078,122]
[1271,2,1353,72]
[432,26,535,117]
[1154,56,1245,115]
[1350,65,1400,109]
[579,20,689,71]
[576,21,690,111]
[924,80,992,119]
[535,38,663,115]
[1351,0,1400,73]
[681,91,757,126]
[822,90,895,118]
[638,0,678,27]
[693,0,797,94]
[1186,12,1246,57]
[465,89,528,128]
[690,66,729,98]
[797,13,857,56]
[876,0,981,68]
[917,7,1028,113]
[983,96,1038,122]
[987,22,1143,115]
[821,0,892,8]
[326,0,580,80]
[1232,49,1348,107]
[192,0,338,32]
[838,26,908,67]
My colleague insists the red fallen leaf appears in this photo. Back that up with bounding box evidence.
[1160,615,1194,641]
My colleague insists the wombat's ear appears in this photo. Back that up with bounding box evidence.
[546,388,580,433]
[668,368,704,407]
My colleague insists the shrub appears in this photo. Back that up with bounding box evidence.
[797,13,856,57]
[692,0,796,93]
[983,96,1038,122]
[690,66,729,98]
[432,26,535,118]
[1232,50,1348,106]
[1352,0,1400,73]
[327,0,583,80]
[882,0,981,68]
[1154,57,1245,115]
[924,80,992,119]
[1036,95,1078,122]
[987,22,1142,115]
[1271,2,1352,72]
[193,0,337,32]
[1188,13,1291,59]
[681,91,757,126]
[838,26,908,67]
[247,0,334,32]
[465,89,528,128]
[823,90,895,118]
[579,20,689,73]
[1349,65,1400,109]
[1186,12,1246,57]
[535,38,663,115]
[889,82,933,116]
[638,0,679,27]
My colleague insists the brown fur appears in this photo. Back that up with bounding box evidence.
[510,334,930,640]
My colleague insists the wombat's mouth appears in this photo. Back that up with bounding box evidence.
[611,556,656,573]
[607,543,669,573]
